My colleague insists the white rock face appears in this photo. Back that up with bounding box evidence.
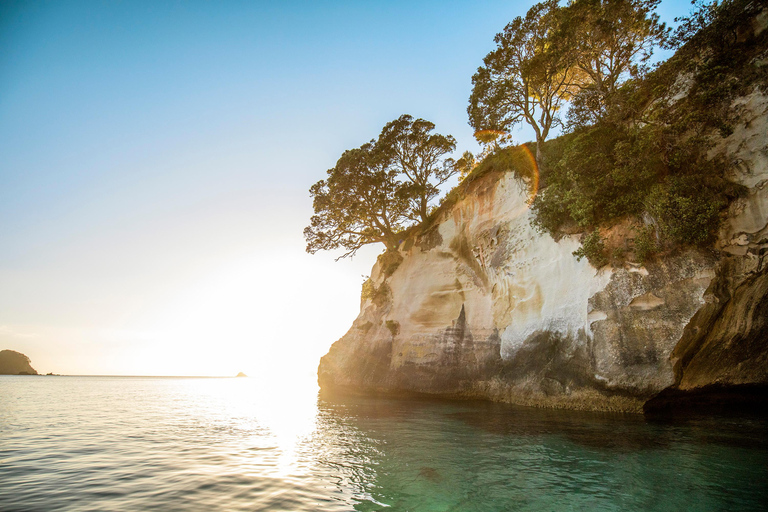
[717,91,768,263]
[320,170,719,412]
[383,175,612,367]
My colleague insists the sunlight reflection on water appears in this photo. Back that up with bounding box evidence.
[1,376,767,511]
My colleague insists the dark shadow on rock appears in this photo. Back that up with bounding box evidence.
[644,383,768,418]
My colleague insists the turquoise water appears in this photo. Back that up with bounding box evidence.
[1,376,766,511]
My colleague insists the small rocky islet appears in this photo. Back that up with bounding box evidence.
[0,350,38,375]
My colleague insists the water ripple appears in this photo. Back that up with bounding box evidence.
[1,376,767,511]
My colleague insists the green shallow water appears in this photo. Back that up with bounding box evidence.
[1,376,766,511]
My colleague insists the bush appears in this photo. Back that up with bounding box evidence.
[645,179,725,246]
[573,229,608,268]
[531,0,760,254]
[532,123,666,233]
[361,279,391,307]
[377,250,403,277]
[469,144,537,185]
[633,225,658,264]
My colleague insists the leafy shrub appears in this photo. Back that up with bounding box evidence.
[573,229,608,268]
[361,279,391,307]
[531,0,760,256]
[469,144,538,185]
[645,179,725,246]
[532,123,666,233]
[377,250,404,277]
[633,225,658,264]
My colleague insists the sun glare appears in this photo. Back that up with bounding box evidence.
[131,247,363,383]
[186,376,320,478]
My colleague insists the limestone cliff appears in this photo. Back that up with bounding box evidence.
[0,350,38,375]
[318,89,768,414]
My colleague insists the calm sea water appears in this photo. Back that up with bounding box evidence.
[1,376,766,511]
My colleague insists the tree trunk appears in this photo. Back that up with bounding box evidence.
[385,234,401,253]
[535,137,544,169]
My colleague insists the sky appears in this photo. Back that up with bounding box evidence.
[0,0,692,382]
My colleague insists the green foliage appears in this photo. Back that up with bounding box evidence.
[637,0,768,137]
[305,142,409,258]
[470,0,666,161]
[361,278,374,301]
[361,279,391,307]
[633,225,657,264]
[305,115,456,258]
[533,122,744,249]
[531,123,663,231]
[377,250,404,277]
[664,0,724,50]
[645,177,729,246]
[573,229,608,268]
[471,144,537,184]
[468,0,579,163]
[378,115,458,222]
[454,151,476,181]
[531,0,759,255]
[385,320,400,337]
[560,0,668,127]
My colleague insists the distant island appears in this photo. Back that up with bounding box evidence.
[236,372,247,378]
[0,350,38,375]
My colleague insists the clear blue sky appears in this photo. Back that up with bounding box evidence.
[0,0,692,378]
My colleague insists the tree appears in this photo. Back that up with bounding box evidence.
[560,0,667,126]
[663,0,719,50]
[468,0,582,165]
[304,142,410,259]
[453,151,477,181]
[376,115,457,222]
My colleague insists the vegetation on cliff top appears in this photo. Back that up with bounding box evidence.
[305,0,765,267]
[468,0,666,164]
[530,0,765,266]
[304,115,458,258]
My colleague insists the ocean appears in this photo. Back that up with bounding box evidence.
[1,375,766,511]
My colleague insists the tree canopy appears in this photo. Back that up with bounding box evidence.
[305,116,457,258]
[468,0,580,164]
[468,0,667,159]
[304,142,409,258]
[561,0,667,127]
[377,115,457,222]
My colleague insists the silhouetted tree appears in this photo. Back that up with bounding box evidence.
[560,0,668,126]
[306,116,458,258]
[304,142,410,258]
[468,0,581,165]
[376,115,457,222]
